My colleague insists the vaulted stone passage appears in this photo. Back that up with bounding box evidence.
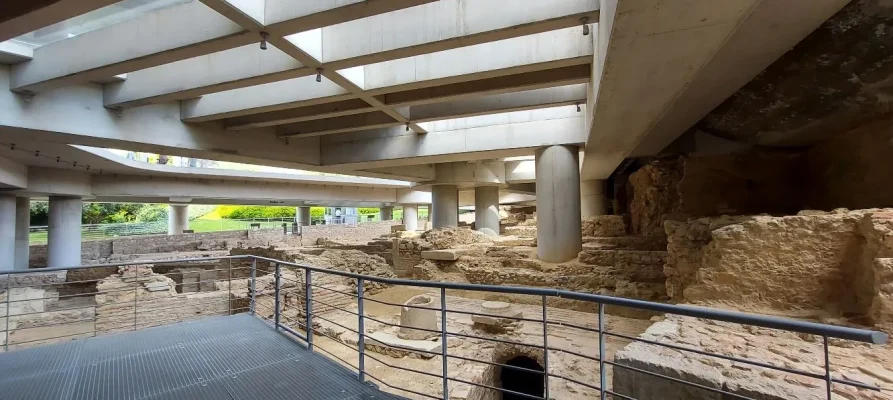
[500,356,544,400]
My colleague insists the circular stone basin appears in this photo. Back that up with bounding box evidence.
[481,301,512,314]
[398,295,439,340]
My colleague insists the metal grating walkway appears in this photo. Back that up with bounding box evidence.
[0,314,401,400]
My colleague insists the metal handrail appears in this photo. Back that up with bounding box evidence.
[2,255,889,400]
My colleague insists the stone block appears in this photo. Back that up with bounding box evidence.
[366,331,442,359]
[421,249,465,261]
[390,224,406,232]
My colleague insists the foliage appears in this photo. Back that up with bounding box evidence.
[82,203,144,224]
[30,201,149,225]
[188,204,217,220]
[310,207,325,218]
[30,201,49,226]
[357,207,380,215]
[134,204,168,223]
[215,205,296,219]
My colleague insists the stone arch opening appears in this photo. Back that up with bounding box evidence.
[499,356,544,400]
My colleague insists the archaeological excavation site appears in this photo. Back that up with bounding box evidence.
[1,0,893,399]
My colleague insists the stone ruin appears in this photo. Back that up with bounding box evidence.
[6,181,893,399]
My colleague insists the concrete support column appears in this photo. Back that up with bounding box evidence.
[380,206,394,221]
[402,204,419,231]
[296,206,311,226]
[581,179,609,217]
[15,197,30,270]
[0,195,15,271]
[535,145,582,263]
[431,185,459,229]
[474,186,500,236]
[47,196,82,268]
[168,204,189,235]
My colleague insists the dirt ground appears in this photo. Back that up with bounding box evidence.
[289,286,653,400]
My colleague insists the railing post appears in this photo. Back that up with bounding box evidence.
[598,303,607,400]
[440,287,448,400]
[542,295,549,400]
[249,258,257,315]
[227,259,232,315]
[274,263,281,330]
[4,275,10,352]
[305,269,313,350]
[133,268,139,331]
[823,335,832,400]
[358,278,366,383]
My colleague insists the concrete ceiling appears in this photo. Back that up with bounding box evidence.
[697,0,893,147]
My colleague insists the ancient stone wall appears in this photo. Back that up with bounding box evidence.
[663,209,893,331]
[805,115,893,211]
[28,223,396,267]
[299,221,400,245]
[94,265,230,334]
[629,116,893,239]
[628,158,684,236]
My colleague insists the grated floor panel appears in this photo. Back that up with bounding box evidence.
[0,314,402,400]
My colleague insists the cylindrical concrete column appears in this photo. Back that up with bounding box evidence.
[431,185,459,229]
[535,145,582,263]
[402,204,419,231]
[474,186,500,236]
[0,195,15,271]
[296,206,311,226]
[581,179,609,217]
[15,197,30,270]
[47,196,82,268]
[167,204,189,235]
[380,206,394,221]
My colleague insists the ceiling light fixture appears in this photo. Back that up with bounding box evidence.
[316,68,323,82]
[581,17,590,36]
[260,32,269,50]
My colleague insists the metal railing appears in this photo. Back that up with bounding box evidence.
[0,255,888,400]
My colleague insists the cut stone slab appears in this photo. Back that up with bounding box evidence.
[144,282,171,292]
[421,249,471,261]
[390,224,406,232]
[471,301,523,326]
[491,236,536,247]
[366,331,442,359]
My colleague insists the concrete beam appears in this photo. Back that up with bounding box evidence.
[224,99,375,130]
[409,84,586,122]
[628,0,849,156]
[321,115,585,169]
[381,65,590,108]
[180,27,590,122]
[180,76,352,121]
[25,168,91,197]
[0,40,33,65]
[0,0,120,42]
[91,173,398,204]
[319,0,598,69]
[0,155,27,189]
[361,26,592,92]
[104,0,595,106]
[263,0,438,35]
[363,165,436,181]
[580,0,847,179]
[10,1,253,93]
[505,160,536,184]
[278,111,400,138]
[104,0,437,109]
[227,75,587,130]
[0,67,322,170]
[104,44,310,109]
